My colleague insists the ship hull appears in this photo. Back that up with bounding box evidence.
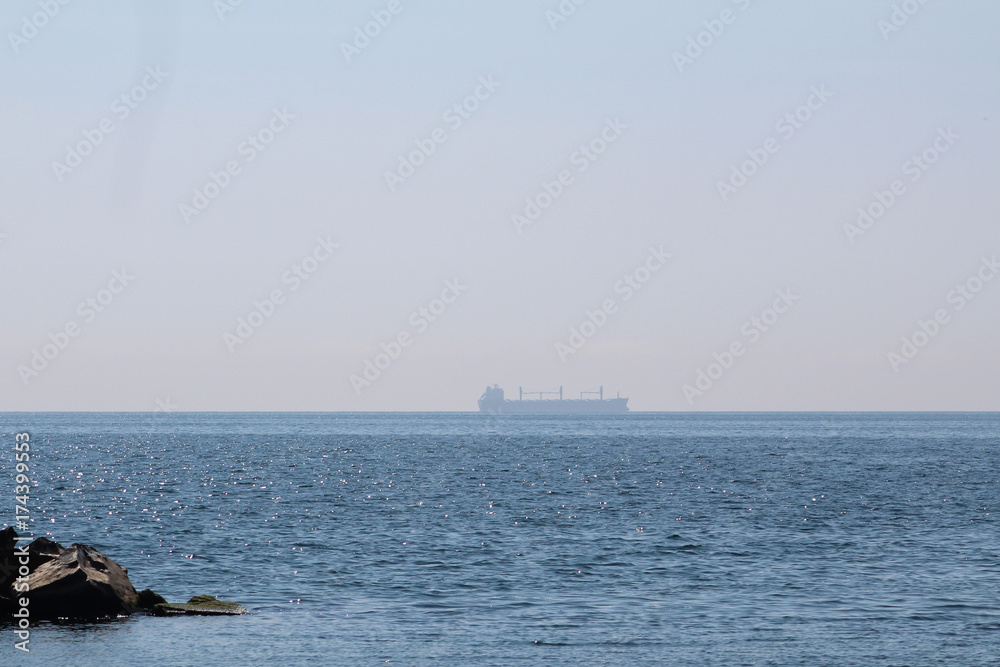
[478,398,628,414]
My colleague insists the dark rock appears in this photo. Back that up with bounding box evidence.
[27,543,139,619]
[0,526,17,591]
[1,530,67,617]
[1,529,247,622]
[152,595,250,616]
[137,588,167,609]
[1,530,65,587]
[27,536,64,571]
[0,526,15,550]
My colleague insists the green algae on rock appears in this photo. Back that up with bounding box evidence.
[152,595,250,616]
[137,588,167,609]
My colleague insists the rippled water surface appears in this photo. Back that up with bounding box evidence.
[1,412,998,665]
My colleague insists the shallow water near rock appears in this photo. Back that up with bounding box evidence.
[1,412,998,665]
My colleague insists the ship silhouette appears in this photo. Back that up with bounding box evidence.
[478,385,628,413]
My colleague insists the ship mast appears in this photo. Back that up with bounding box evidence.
[580,386,605,400]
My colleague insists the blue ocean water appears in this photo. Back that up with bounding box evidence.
[0,412,998,666]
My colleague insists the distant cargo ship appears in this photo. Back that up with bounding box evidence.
[478,385,628,414]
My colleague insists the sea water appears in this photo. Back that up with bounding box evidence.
[0,412,997,665]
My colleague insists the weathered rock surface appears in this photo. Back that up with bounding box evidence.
[1,527,247,621]
[1,530,65,588]
[152,595,250,616]
[27,543,139,619]
[27,536,64,571]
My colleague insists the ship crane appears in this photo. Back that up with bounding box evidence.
[579,386,604,400]
[519,386,564,400]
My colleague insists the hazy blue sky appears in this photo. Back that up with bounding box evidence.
[2,0,998,410]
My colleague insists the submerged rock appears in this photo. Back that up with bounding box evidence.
[152,595,250,616]
[27,543,139,619]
